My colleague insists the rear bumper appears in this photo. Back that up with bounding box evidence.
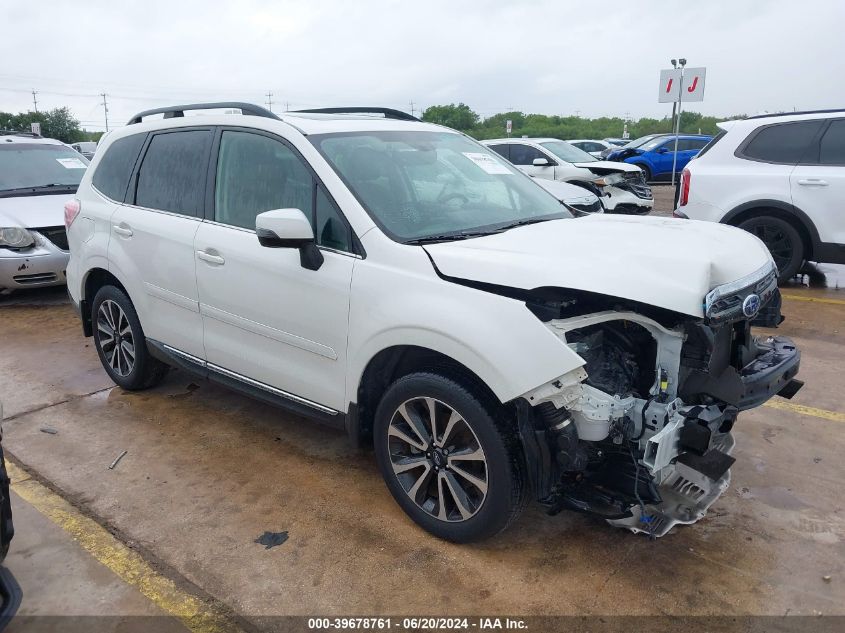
[738,336,802,410]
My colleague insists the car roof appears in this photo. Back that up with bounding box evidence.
[482,137,564,144]
[0,132,66,146]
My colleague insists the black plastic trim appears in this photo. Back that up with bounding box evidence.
[292,107,419,122]
[127,102,280,125]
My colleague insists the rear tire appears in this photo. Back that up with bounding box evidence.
[738,215,804,282]
[91,286,168,390]
[373,372,527,543]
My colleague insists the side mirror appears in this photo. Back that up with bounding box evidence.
[255,208,324,271]
[657,147,669,154]
[532,157,551,167]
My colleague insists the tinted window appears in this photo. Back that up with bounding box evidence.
[818,120,845,165]
[487,144,510,160]
[135,130,212,216]
[509,144,548,166]
[686,138,709,151]
[740,121,823,164]
[92,134,145,201]
[315,185,352,251]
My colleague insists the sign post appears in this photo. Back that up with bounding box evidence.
[506,119,512,137]
[658,65,706,185]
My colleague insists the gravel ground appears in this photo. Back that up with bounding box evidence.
[650,184,676,216]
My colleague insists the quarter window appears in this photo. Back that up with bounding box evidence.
[315,185,351,252]
[135,130,212,216]
[92,133,145,202]
[740,121,823,164]
[818,120,845,165]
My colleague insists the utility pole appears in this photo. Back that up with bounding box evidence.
[100,93,109,132]
[31,90,39,113]
[285,101,290,112]
[409,100,415,117]
[265,91,274,112]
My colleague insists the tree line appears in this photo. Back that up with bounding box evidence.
[421,103,743,140]
[1,107,103,143]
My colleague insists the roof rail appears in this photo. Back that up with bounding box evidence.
[127,102,280,125]
[0,129,41,138]
[291,107,419,122]
[745,108,845,120]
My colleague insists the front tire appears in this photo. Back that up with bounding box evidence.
[738,215,804,282]
[373,372,527,543]
[91,286,168,390]
[636,164,651,182]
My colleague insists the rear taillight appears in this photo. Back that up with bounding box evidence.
[678,168,691,207]
[64,198,81,229]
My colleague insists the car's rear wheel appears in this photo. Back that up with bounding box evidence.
[92,286,168,390]
[738,215,804,282]
[373,372,527,543]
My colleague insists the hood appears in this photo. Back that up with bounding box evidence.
[0,193,70,228]
[573,160,641,174]
[533,178,599,204]
[423,214,773,317]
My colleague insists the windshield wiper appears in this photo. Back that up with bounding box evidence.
[0,183,77,194]
[491,217,556,232]
[405,230,496,245]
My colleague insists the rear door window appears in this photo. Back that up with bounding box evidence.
[738,120,824,164]
[92,133,145,201]
[818,119,845,165]
[134,129,212,216]
[486,144,510,161]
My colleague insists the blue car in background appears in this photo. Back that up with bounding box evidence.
[606,134,712,182]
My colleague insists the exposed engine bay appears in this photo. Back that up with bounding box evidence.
[516,291,802,538]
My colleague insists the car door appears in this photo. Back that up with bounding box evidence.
[650,140,676,177]
[790,118,845,246]
[194,128,356,413]
[108,127,211,358]
[508,143,557,181]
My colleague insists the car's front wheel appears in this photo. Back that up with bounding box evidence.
[738,215,804,282]
[91,285,168,390]
[374,372,527,542]
[637,164,651,182]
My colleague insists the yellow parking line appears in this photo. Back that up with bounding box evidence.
[6,461,244,633]
[763,399,845,422]
[781,294,845,306]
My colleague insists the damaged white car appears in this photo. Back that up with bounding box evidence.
[68,104,801,543]
[482,137,653,215]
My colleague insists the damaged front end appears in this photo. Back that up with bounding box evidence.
[515,265,802,537]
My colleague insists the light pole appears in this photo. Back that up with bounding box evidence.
[670,58,686,187]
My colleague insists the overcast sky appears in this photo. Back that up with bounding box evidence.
[3,0,844,130]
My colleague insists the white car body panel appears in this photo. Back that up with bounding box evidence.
[423,214,772,318]
[790,163,845,246]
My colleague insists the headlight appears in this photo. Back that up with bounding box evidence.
[0,227,35,249]
[592,173,624,187]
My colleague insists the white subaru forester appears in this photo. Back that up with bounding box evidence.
[66,103,802,542]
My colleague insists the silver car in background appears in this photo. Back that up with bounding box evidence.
[0,132,87,294]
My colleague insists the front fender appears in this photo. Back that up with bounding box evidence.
[346,255,585,407]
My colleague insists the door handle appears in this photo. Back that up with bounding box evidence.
[112,225,133,237]
[797,178,828,186]
[196,250,225,266]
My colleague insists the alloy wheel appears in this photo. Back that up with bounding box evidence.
[387,397,488,522]
[96,299,135,377]
[751,223,794,273]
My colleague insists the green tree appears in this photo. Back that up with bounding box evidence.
[421,103,480,131]
[0,107,84,143]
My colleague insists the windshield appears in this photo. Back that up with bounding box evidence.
[310,131,571,242]
[0,143,88,192]
[625,135,663,149]
[539,141,597,163]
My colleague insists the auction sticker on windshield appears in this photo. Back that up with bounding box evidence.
[462,152,512,175]
[56,158,87,169]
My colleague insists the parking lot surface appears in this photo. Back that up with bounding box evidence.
[1,238,843,627]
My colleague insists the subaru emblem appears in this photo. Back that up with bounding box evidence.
[742,294,761,318]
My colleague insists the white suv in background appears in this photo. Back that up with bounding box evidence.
[676,110,845,281]
[67,103,801,542]
[482,138,653,214]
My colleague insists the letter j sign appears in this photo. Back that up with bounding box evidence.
[659,67,706,103]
